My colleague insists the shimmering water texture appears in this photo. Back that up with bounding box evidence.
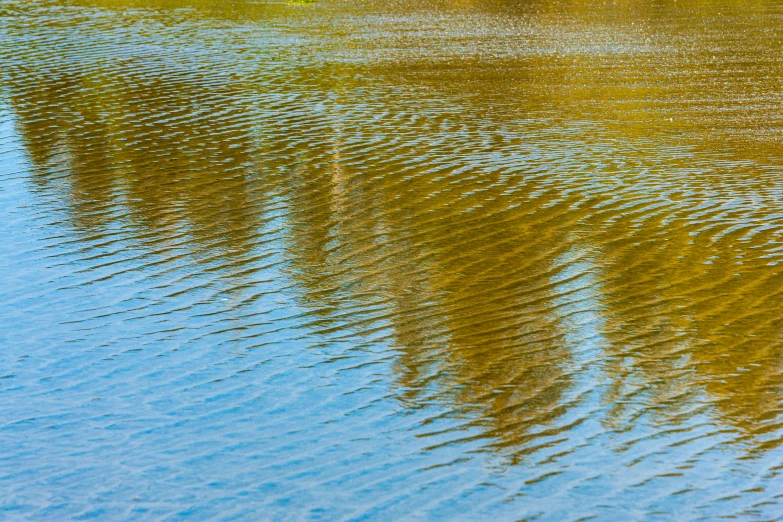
[3,0,783,519]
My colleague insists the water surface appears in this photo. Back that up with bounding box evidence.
[2,0,783,519]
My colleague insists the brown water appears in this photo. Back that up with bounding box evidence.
[2,0,783,519]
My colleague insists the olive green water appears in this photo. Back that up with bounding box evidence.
[2,0,783,519]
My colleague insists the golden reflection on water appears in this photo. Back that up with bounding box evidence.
[4,0,783,515]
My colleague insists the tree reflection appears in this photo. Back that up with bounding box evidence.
[6,0,783,463]
[8,58,260,261]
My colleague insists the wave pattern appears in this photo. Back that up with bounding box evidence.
[2,0,783,519]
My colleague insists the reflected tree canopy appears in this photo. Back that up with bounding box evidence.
[5,0,783,464]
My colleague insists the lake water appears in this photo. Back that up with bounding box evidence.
[2,0,783,519]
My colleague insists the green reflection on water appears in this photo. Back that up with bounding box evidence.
[5,0,783,477]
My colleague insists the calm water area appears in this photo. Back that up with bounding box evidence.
[2,0,783,519]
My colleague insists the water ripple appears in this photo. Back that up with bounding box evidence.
[3,0,783,519]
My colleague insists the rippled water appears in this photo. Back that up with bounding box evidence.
[3,0,783,519]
